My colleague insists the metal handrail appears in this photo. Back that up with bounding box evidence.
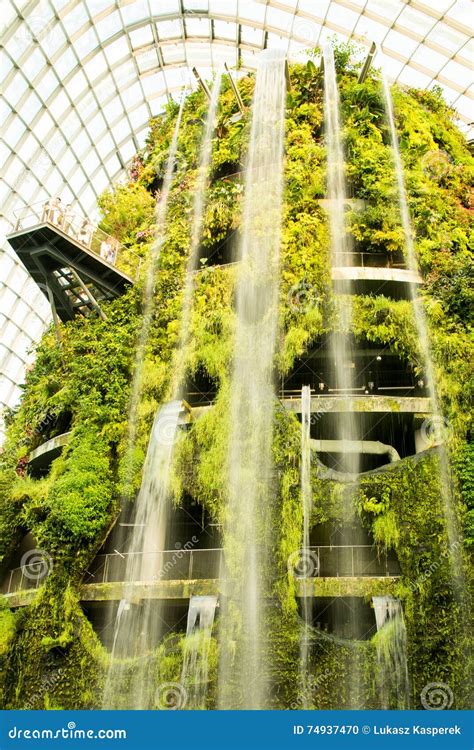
[83,547,223,585]
[334,251,406,269]
[12,200,141,280]
[1,564,46,595]
[1,545,400,595]
[303,545,400,578]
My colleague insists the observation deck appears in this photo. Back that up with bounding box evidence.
[331,251,422,299]
[2,545,400,608]
[27,431,71,477]
[6,202,140,322]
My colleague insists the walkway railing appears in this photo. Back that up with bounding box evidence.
[13,201,141,280]
[279,384,421,399]
[1,563,46,595]
[299,545,400,578]
[83,548,223,585]
[335,251,406,269]
[1,545,400,596]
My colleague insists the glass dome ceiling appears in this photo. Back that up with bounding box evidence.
[1,0,473,436]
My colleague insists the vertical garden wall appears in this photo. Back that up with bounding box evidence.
[0,44,472,709]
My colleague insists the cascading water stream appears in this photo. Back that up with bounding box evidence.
[323,46,359,478]
[379,66,464,588]
[181,595,218,709]
[299,385,312,706]
[323,45,364,708]
[122,95,187,486]
[172,70,223,398]
[103,74,223,709]
[103,400,183,709]
[218,49,286,709]
[373,596,410,709]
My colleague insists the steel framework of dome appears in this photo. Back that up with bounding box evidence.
[0,0,473,435]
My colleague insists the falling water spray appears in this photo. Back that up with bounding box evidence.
[104,74,223,709]
[380,63,464,589]
[299,385,312,706]
[323,46,360,477]
[218,49,286,709]
[323,45,364,708]
[122,95,187,487]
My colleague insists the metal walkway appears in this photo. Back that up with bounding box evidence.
[7,203,140,322]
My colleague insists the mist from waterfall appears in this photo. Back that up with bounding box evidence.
[103,400,183,709]
[380,67,464,587]
[172,70,223,398]
[373,597,410,709]
[122,96,186,486]
[181,595,218,709]
[103,74,223,709]
[218,49,286,709]
[299,385,312,706]
[323,45,364,708]
[323,46,360,478]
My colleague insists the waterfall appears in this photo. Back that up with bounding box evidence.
[181,595,218,709]
[373,596,410,709]
[103,73,223,710]
[172,70,223,397]
[103,400,183,709]
[123,96,186,486]
[323,45,363,708]
[218,49,287,709]
[299,385,312,706]
[379,67,463,587]
[323,46,359,477]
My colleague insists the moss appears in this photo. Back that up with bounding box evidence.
[0,47,472,709]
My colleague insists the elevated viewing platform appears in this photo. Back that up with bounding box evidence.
[332,265,421,285]
[27,431,71,476]
[330,251,422,299]
[283,393,432,416]
[6,202,140,321]
[187,394,432,421]
[2,545,400,607]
